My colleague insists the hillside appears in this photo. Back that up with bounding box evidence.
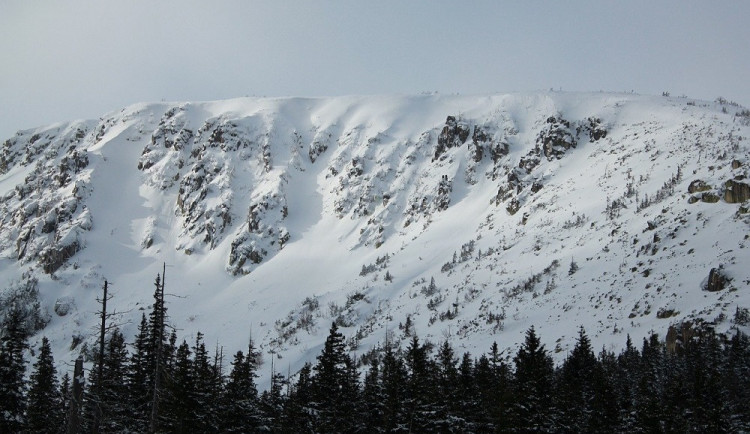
[1,92,749,380]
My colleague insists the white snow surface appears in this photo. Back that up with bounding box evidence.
[1,92,749,385]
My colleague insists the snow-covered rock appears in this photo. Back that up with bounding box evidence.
[1,92,749,384]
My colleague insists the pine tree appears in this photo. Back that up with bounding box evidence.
[283,362,314,432]
[222,347,261,433]
[191,332,222,432]
[361,357,385,432]
[725,330,750,431]
[101,329,130,431]
[590,347,621,432]
[127,313,151,431]
[556,326,599,431]
[684,330,730,432]
[616,334,641,430]
[148,271,168,433]
[26,337,63,433]
[455,352,478,431]
[162,339,195,433]
[512,326,555,431]
[259,370,286,431]
[434,341,459,430]
[380,342,408,431]
[311,322,358,432]
[60,372,71,431]
[486,341,512,432]
[0,306,29,432]
[84,329,131,432]
[404,335,436,432]
[635,334,664,432]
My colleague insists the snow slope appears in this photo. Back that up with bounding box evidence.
[1,92,749,382]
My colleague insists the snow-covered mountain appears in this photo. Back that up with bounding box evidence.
[1,92,749,380]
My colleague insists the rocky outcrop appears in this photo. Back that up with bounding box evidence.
[705,267,729,292]
[227,190,289,275]
[701,192,720,203]
[434,116,470,160]
[538,116,576,160]
[724,179,750,203]
[688,179,712,194]
[577,116,608,141]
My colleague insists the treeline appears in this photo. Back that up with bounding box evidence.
[1,276,750,432]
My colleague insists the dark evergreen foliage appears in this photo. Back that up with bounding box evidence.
[11,288,750,434]
[126,313,151,431]
[512,325,556,431]
[222,342,261,432]
[0,305,29,432]
[26,337,63,433]
[311,322,359,432]
[82,328,131,432]
[379,341,408,431]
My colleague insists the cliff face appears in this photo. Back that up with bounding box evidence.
[1,92,749,375]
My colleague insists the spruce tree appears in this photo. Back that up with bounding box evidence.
[148,271,168,433]
[361,357,385,432]
[616,334,641,430]
[101,329,130,431]
[590,347,621,432]
[311,322,357,432]
[26,337,63,433]
[434,341,459,430]
[284,362,314,432]
[512,326,555,431]
[259,370,286,431]
[0,306,29,432]
[635,334,665,432]
[191,332,221,432]
[127,313,151,431]
[60,372,71,431]
[404,335,436,432]
[487,341,512,432]
[456,352,478,431]
[162,339,195,433]
[725,330,750,431]
[380,341,408,431]
[556,326,598,431]
[84,329,130,432]
[222,348,260,432]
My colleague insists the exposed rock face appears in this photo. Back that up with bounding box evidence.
[705,267,729,292]
[688,179,712,194]
[0,122,94,274]
[434,116,470,160]
[701,192,720,203]
[40,240,82,274]
[724,179,750,203]
[537,116,577,160]
[586,117,608,141]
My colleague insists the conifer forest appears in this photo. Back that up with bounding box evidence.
[1,275,749,433]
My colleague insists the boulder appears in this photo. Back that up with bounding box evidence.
[54,297,75,316]
[701,192,720,203]
[724,179,750,203]
[688,179,711,194]
[705,267,729,292]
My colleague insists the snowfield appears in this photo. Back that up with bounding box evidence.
[1,92,748,385]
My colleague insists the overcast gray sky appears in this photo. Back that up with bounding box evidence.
[2,1,749,140]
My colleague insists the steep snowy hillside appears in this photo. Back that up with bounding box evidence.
[1,92,749,380]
